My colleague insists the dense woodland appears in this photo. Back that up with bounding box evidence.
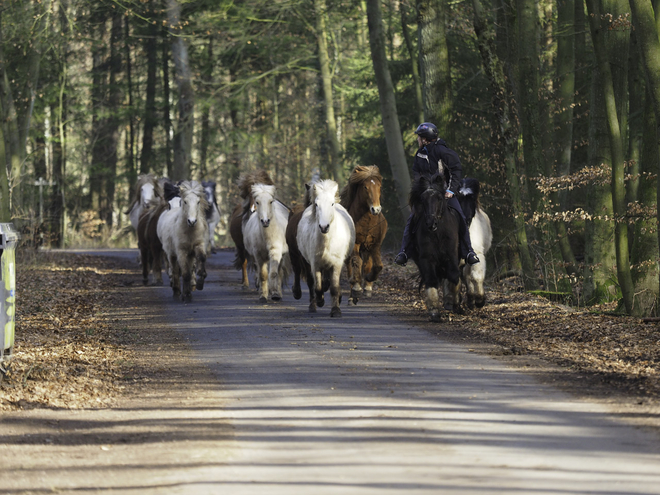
[1,0,659,316]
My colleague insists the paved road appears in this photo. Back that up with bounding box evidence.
[2,249,660,494]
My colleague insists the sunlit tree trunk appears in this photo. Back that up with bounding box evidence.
[314,0,342,184]
[366,0,411,217]
[585,0,634,313]
[198,36,214,179]
[167,0,194,181]
[417,0,452,141]
[630,92,659,316]
[554,0,578,275]
[162,35,173,178]
[140,1,158,176]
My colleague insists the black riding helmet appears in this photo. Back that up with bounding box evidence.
[415,122,438,141]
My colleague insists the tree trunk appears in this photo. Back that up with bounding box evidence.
[140,1,158,176]
[125,15,136,191]
[314,0,343,185]
[0,96,9,222]
[417,0,452,141]
[166,0,194,181]
[399,0,424,124]
[471,0,539,290]
[630,90,659,316]
[516,0,543,208]
[554,0,578,275]
[585,0,634,313]
[162,35,173,178]
[198,36,214,179]
[365,0,411,218]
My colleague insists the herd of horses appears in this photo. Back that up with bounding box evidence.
[128,165,492,320]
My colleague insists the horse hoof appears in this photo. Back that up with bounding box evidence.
[348,299,356,306]
[142,279,149,286]
[182,293,192,303]
[308,304,317,313]
[259,296,268,304]
[350,288,362,300]
[443,302,454,312]
[154,280,164,286]
[316,294,325,307]
[292,286,302,300]
[271,294,281,302]
[429,312,442,323]
[330,307,342,318]
[196,279,205,291]
[364,290,373,299]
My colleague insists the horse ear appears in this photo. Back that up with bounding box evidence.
[305,183,311,191]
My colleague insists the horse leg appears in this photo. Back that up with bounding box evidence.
[195,247,207,291]
[314,270,325,308]
[330,267,343,318]
[443,279,463,314]
[170,255,181,298]
[258,260,269,303]
[348,245,362,306]
[291,256,302,300]
[151,246,164,286]
[362,252,378,299]
[268,253,282,301]
[140,245,150,286]
[240,258,250,290]
[425,286,442,322]
[180,255,194,303]
[306,269,317,313]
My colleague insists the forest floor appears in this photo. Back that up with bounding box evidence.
[1,249,659,429]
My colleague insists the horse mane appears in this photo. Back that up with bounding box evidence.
[340,165,382,208]
[126,173,159,214]
[163,181,181,202]
[237,170,274,199]
[179,180,209,211]
[458,177,481,209]
[409,173,446,207]
[312,179,339,202]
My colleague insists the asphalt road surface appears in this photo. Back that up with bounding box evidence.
[2,249,660,494]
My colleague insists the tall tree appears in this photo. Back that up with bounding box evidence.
[139,0,159,176]
[417,0,452,140]
[314,0,343,184]
[472,0,539,290]
[585,0,634,313]
[366,0,411,217]
[399,0,424,124]
[166,0,194,181]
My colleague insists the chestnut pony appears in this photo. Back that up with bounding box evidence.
[340,165,388,305]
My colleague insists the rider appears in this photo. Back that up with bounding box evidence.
[394,122,480,266]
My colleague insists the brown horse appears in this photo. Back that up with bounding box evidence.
[340,165,388,305]
[229,170,274,289]
[137,197,169,286]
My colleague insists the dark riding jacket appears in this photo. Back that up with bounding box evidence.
[412,138,462,194]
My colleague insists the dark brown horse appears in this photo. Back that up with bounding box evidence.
[137,197,169,286]
[340,165,388,305]
[229,170,274,289]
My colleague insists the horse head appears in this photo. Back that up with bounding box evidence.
[341,165,383,216]
[251,183,277,228]
[411,173,447,233]
[202,180,217,205]
[312,179,339,235]
[179,181,208,228]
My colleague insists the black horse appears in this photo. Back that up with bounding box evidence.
[407,173,461,322]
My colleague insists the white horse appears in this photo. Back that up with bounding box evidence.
[157,181,209,302]
[461,208,492,308]
[444,178,493,311]
[296,179,356,317]
[242,183,291,303]
[202,180,221,254]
